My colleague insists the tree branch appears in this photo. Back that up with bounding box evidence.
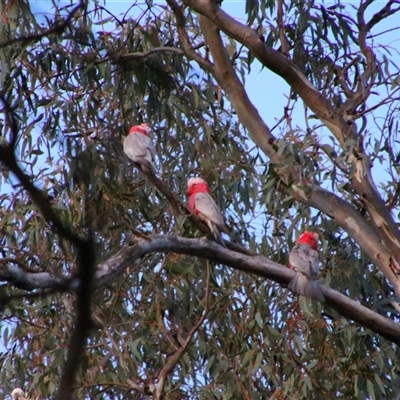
[166,0,214,73]
[0,258,72,291]
[185,0,400,292]
[2,234,400,345]
[117,46,185,61]
[183,0,355,147]
[56,236,95,400]
[293,185,400,294]
[0,97,95,400]
[0,1,85,49]
[141,170,256,256]
[197,15,280,165]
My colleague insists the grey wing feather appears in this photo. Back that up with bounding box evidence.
[123,133,146,157]
[288,273,325,302]
[289,244,319,278]
[194,192,229,233]
[123,134,156,172]
[288,244,324,302]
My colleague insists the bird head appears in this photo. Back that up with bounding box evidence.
[128,123,150,136]
[297,231,319,250]
[187,177,210,196]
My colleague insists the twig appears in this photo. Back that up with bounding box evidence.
[277,0,290,56]
[117,47,184,61]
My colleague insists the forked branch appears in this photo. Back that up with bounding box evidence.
[2,235,400,345]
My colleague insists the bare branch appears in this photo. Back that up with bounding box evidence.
[350,1,400,115]
[277,0,290,56]
[365,1,400,31]
[338,0,382,115]
[117,46,185,61]
[0,258,72,291]
[184,0,400,289]
[0,96,95,400]
[2,234,400,345]
[166,0,214,73]
[56,237,96,400]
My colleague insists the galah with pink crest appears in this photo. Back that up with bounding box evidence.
[187,177,229,246]
[288,231,325,302]
[123,123,156,173]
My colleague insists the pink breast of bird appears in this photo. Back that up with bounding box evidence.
[188,181,209,215]
[188,195,198,214]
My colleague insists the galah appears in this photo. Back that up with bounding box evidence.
[123,123,156,173]
[288,231,325,302]
[187,177,229,246]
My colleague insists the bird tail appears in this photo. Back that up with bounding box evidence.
[206,221,226,247]
[288,273,325,302]
[212,228,226,247]
[139,159,156,174]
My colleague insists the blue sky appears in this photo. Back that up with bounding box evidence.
[26,0,399,142]
[1,1,400,396]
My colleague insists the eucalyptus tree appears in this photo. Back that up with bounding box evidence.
[1,0,400,399]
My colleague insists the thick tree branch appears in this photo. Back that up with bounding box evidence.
[57,237,95,400]
[197,15,280,165]
[0,258,71,291]
[187,0,400,288]
[2,235,400,345]
[293,185,400,294]
[166,0,214,73]
[184,0,356,147]
[0,98,95,400]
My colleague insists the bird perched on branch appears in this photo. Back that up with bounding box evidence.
[288,231,325,302]
[187,177,229,246]
[123,123,156,173]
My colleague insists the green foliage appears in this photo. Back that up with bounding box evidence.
[1,1,400,399]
